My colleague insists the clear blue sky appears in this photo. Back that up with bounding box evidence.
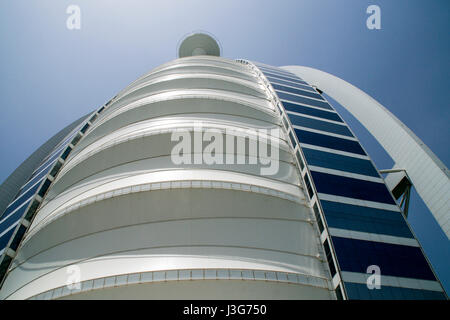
[1,0,449,294]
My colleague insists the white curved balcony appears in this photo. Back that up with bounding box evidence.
[71,92,277,160]
[0,56,331,300]
[2,186,328,300]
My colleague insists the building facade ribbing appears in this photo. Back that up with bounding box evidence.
[0,46,447,299]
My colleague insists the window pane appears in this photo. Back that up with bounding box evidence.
[294,129,366,155]
[283,101,343,122]
[332,236,436,280]
[257,66,299,78]
[320,200,413,238]
[266,77,316,92]
[0,227,16,251]
[277,92,333,110]
[311,171,396,204]
[261,71,309,85]
[289,114,353,137]
[272,83,324,101]
[0,199,30,234]
[2,182,41,218]
[302,148,379,177]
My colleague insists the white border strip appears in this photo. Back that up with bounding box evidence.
[341,271,443,292]
[308,166,383,183]
[318,193,401,212]
[328,227,419,247]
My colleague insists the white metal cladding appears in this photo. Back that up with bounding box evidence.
[30,268,331,300]
[0,57,333,300]
[284,65,450,239]
[67,94,277,161]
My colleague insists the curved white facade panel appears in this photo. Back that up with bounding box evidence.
[284,66,450,239]
[0,57,333,299]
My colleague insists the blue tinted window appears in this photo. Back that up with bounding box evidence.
[302,148,379,177]
[304,174,314,199]
[0,199,30,235]
[294,129,366,155]
[46,129,78,159]
[277,92,333,110]
[344,282,446,300]
[16,169,49,199]
[323,239,337,276]
[80,123,90,134]
[54,134,74,151]
[0,227,15,251]
[2,182,40,219]
[320,200,413,238]
[61,146,72,160]
[261,71,309,85]
[272,84,324,101]
[29,153,59,180]
[9,224,26,251]
[38,178,51,197]
[283,102,343,122]
[332,237,437,281]
[313,203,324,233]
[257,65,298,77]
[289,114,353,137]
[266,77,316,92]
[311,171,396,204]
[51,120,86,151]
[288,130,297,147]
[90,113,98,123]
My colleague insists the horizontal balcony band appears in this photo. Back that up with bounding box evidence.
[75,98,280,160]
[52,156,298,200]
[28,268,331,300]
[59,119,291,180]
[91,92,276,133]
[33,169,306,235]
[101,88,272,121]
[111,55,263,107]
[9,239,325,293]
[124,64,258,94]
[114,73,267,108]
[143,56,250,81]
[9,219,323,297]
[50,155,298,202]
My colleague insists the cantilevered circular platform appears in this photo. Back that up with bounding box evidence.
[178,32,221,58]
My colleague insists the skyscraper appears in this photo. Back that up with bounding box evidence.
[0,33,447,300]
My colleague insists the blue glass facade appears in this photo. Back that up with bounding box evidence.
[254,62,446,300]
[302,148,379,177]
[289,114,353,137]
[0,58,446,299]
[0,128,80,256]
[0,105,108,285]
[284,101,343,122]
[320,200,414,238]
